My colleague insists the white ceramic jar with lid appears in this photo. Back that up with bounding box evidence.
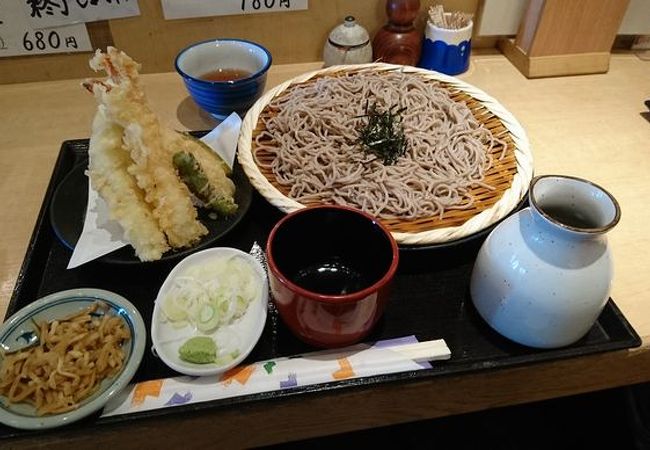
[323,16,373,67]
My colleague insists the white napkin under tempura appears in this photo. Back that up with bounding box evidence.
[67,113,242,269]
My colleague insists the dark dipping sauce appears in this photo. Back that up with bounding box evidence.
[540,205,601,229]
[200,68,252,82]
[269,208,395,298]
[293,258,371,296]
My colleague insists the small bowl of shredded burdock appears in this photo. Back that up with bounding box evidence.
[151,247,268,376]
[175,38,272,119]
[0,289,145,430]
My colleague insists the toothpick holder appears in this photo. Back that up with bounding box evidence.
[419,17,473,76]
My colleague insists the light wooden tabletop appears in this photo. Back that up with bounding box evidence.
[1,54,650,448]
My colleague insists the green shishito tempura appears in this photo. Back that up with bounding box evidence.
[173,151,238,216]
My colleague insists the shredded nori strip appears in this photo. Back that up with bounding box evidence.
[355,100,408,165]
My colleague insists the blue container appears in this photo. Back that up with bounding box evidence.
[418,19,472,76]
[175,39,272,119]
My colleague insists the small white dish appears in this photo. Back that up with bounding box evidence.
[151,247,268,376]
[0,288,146,430]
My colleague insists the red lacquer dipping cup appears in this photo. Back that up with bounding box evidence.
[266,205,399,348]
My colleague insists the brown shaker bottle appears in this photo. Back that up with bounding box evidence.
[372,0,422,66]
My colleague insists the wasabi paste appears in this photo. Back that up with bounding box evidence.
[179,336,217,364]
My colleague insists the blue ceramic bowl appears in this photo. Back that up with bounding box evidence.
[175,39,272,119]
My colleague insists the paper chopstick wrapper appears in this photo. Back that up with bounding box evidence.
[101,336,451,417]
[67,113,243,269]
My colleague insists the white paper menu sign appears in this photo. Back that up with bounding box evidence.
[21,0,141,28]
[161,0,308,20]
[0,1,91,58]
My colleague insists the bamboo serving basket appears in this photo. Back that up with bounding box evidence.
[238,63,534,246]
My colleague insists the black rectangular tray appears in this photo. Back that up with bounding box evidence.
[1,138,641,439]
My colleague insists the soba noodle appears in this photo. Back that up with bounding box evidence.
[253,71,506,220]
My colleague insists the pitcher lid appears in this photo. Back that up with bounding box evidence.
[328,16,370,47]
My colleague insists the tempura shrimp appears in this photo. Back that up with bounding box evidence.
[83,47,207,249]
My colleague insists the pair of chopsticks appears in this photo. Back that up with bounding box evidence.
[428,5,472,29]
[390,339,451,362]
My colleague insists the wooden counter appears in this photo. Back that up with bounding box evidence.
[1,54,650,448]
